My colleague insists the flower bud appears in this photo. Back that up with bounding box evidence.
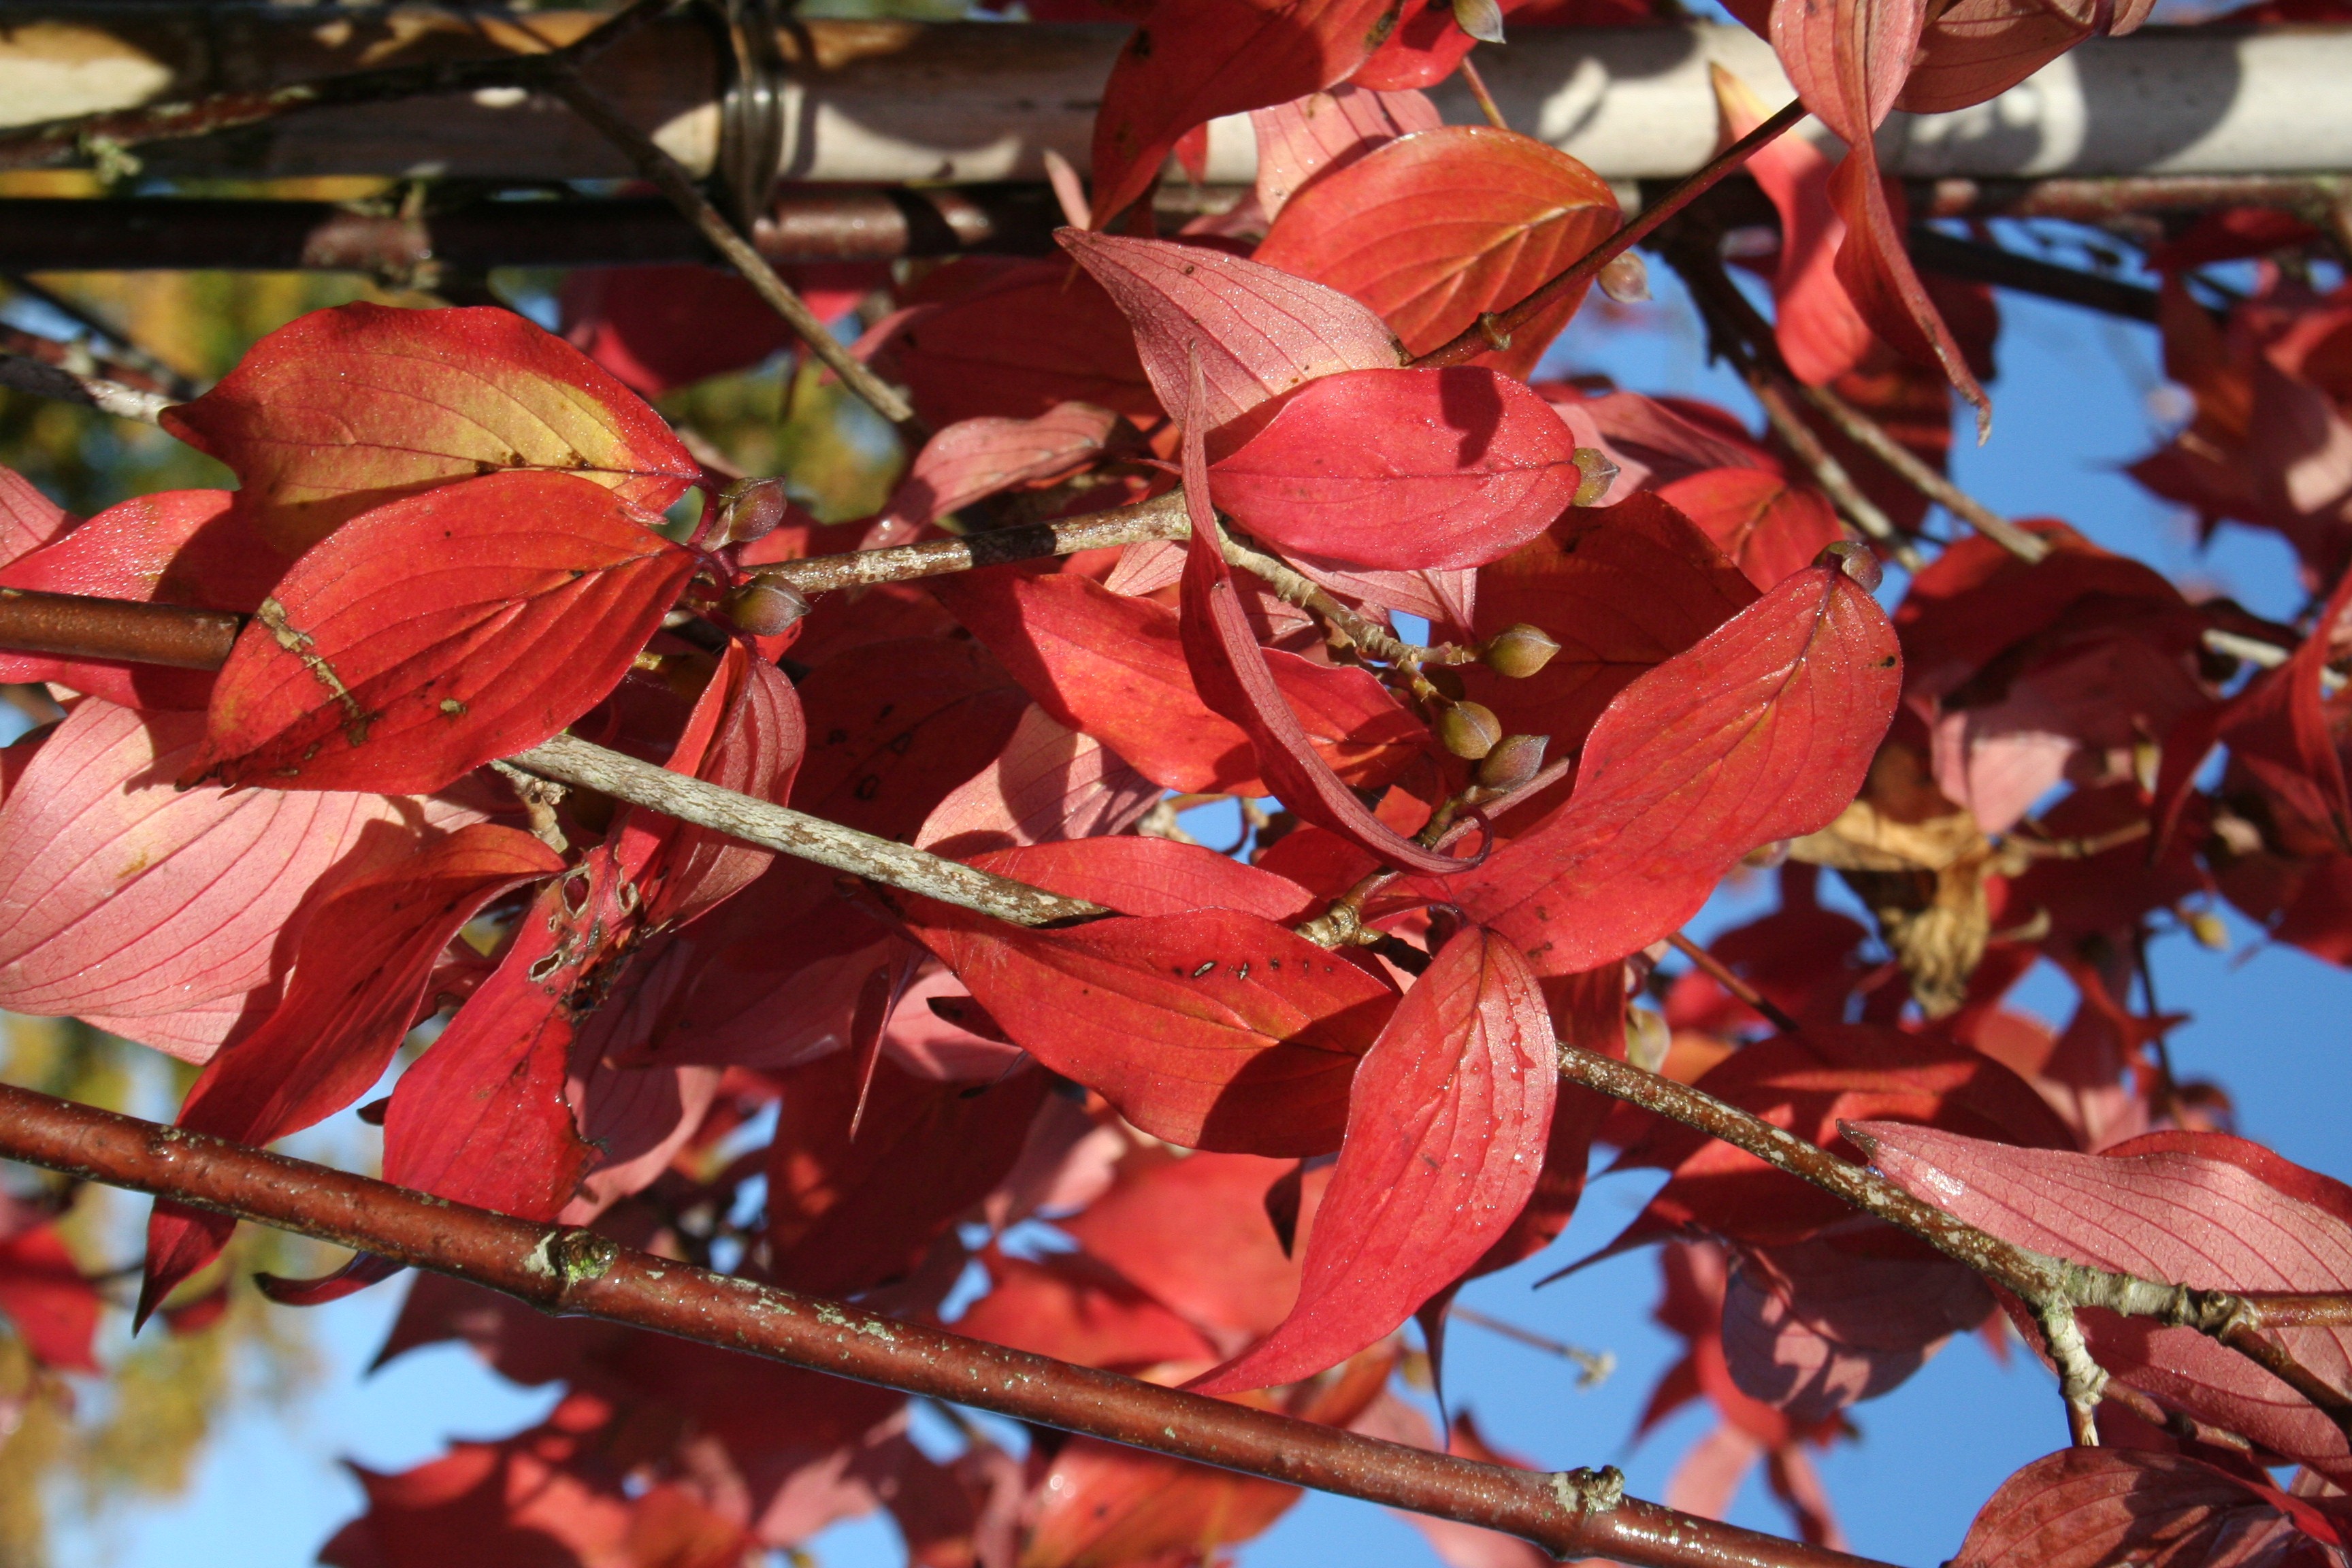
[1597,252,1650,304]
[721,574,811,636]
[1437,700,1503,760]
[2187,908,2231,951]
[717,478,789,546]
[1477,732,1549,790]
[1816,538,1883,593]
[1452,0,1507,41]
[1482,623,1561,679]
[1571,446,1618,506]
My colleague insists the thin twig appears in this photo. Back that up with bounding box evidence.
[1665,931,1801,1034]
[1409,98,1808,370]
[1457,56,1511,132]
[1795,381,2049,564]
[0,352,172,424]
[0,0,679,173]
[541,69,919,431]
[1450,1305,1614,1387]
[0,1081,1896,1568]
[1,276,201,399]
[1748,375,1922,573]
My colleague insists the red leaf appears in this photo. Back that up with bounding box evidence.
[1854,1124,2352,1477]
[1058,230,1403,448]
[559,263,797,397]
[138,823,561,1320]
[1254,125,1620,378]
[874,258,1158,430]
[0,1200,99,1373]
[160,303,699,553]
[378,855,623,1224]
[193,470,696,794]
[932,565,1422,796]
[1712,65,1874,389]
[1207,366,1589,570]
[1179,375,1467,876]
[631,643,805,930]
[881,403,1124,532]
[909,845,1393,1156]
[1659,468,1849,591]
[1456,491,1761,760]
[1196,926,1554,1391]
[1765,0,1989,427]
[0,463,72,567]
[1431,560,1899,974]
[956,1246,1222,1371]
[0,700,469,1058]
[1252,84,1441,219]
[1086,0,1405,227]
[1954,1449,2341,1568]
[768,1048,1047,1296]
[915,704,1162,860]
[0,489,291,710]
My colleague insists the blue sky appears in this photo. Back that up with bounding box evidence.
[46,264,2352,1568]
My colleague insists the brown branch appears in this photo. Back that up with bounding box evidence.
[1,276,201,400]
[0,351,174,425]
[1409,97,1810,370]
[0,0,676,174]
[1793,381,2049,564]
[0,1079,1892,1568]
[540,69,919,431]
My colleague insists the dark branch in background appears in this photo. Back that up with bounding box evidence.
[0,1080,1894,1568]
[0,276,201,399]
[538,68,921,431]
[1902,229,2159,325]
[0,0,677,172]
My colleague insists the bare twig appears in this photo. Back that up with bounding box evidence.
[0,1080,1894,1568]
[1,276,201,399]
[1450,1305,1615,1387]
[0,0,679,173]
[540,69,918,431]
[0,352,172,424]
[1410,97,1808,370]
[1457,56,1511,132]
[1794,381,2050,564]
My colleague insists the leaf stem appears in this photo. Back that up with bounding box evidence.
[0,1079,1901,1568]
[1663,930,1800,1034]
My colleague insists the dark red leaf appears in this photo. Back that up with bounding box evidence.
[880,403,1124,532]
[630,642,805,930]
[559,263,798,397]
[161,303,698,553]
[1954,1448,2342,1568]
[955,1246,1221,1371]
[1429,559,1900,975]
[1196,926,1554,1391]
[1058,230,1403,448]
[874,258,1158,430]
[139,823,561,1320]
[193,470,696,795]
[1086,0,1405,227]
[1254,125,1620,378]
[1208,366,1589,570]
[0,1199,99,1373]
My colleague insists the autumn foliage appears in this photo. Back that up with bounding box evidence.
[1,1,2351,1565]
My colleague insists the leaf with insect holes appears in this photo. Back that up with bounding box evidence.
[1059,231,1403,449]
[0,700,475,1059]
[1195,926,1554,1392]
[1208,365,1588,570]
[906,840,1395,1156]
[192,470,696,796]
[1952,1449,2342,1568]
[1425,559,1899,975]
[161,304,699,554]
[1853,1124,2352,1480]
[1087,0,1406,228]
[1256,126,1620,380]
[139,823,563,1324]
[931,566,1422,796]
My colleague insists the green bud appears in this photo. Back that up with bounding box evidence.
[1571,446,1619,506]
[1482,623,1561,679]
[1477,733,1549,790]
[1437,701,1503,760]
[722,574,811,636]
